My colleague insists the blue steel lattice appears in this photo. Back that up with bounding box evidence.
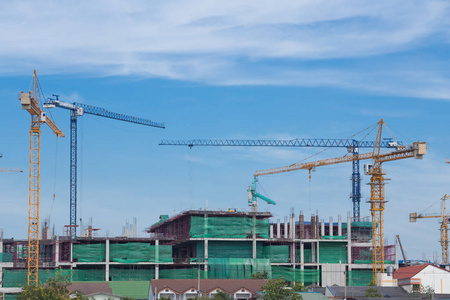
[160,138,403,221]
[44,98,165,238]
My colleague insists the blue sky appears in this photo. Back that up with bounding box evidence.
[1,1,450,261]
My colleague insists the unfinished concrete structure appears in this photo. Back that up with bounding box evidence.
[0,209,398,291]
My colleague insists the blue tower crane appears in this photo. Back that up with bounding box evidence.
[159,138,403,220]
[44,96,165,238]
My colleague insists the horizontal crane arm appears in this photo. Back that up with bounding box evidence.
[160,139,403,148]
[44,99,165,128]
[254,141,425,177]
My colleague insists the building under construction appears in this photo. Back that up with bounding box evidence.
[0,208,399,294]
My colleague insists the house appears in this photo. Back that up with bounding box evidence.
[149,279,268,299]
[68,282,124,299]
[324,286,407,300]
[394,263,450,294]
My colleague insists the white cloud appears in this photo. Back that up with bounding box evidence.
[0,1,449,99]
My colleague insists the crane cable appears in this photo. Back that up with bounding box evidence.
[289,121,379,167]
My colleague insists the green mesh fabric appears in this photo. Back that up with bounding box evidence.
[190,216,269,238]
[209,241,253,258]
[109,266,154,281]
[297,248,312,263]
[0,252,13,262]
[264,245,289,262]
[2,269,72,287]
[319,242,347,263]
[354,260,395,264]
[159,268,207,279]
[73,243,106,262]
[109,243,172,263]
[109,281,150,299]
[208,258,270,279]
[342,222,372,228]
[71,268,105,281]
[347,270,373,286]
[271,267,320,285]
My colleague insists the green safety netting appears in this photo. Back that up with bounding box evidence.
[208,258,271,279]
[73,243,106,262]
[297,248,313,263]
[109,281,151,299]
[109,266,154,281]
[271,266,320,285]
[159,268,207,279]
[190,216,269,238]
[342,222,372,228]
[354,260,395,264]
[263,245,289,262]
[209,241,253,258]
[109,243,173,263]
[72,268,105,281]
[319,242,347,263]
[0,252,13,262]
[2,269,72,287]
[347,270,373,286]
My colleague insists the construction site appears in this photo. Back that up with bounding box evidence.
[1,71,447,299]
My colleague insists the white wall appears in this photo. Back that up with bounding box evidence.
[416,265,450,294]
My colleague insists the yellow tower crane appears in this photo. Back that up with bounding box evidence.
[254,119,426,284]
[19,70,64,286]
[409,194,450,264]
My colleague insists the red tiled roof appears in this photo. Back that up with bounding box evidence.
[151,279,268,295]
[67,282,112,295]
[393,264,449,279]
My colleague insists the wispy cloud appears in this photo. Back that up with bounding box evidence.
[0,1,449,99]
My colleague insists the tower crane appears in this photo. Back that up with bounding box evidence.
[409,194,450,264]
[43,97,165,238]
[253,119,426,284]
[160,138,403,220]
[247,178,276,212]
[18,70,65,286]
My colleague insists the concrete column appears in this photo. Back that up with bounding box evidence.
[291,211,296,239]
[311,243,316,263]
[321,220,325,237]
[0,267,3,288]
[291,242,296,264]
[300,242,304,268]
[276,219,281,239]
[347,216,352,271]
[204,239,209,272]
[252,216,257,259]
[338,215,342,236]
[105,239,110,281]
[317,241,320,264]
[329,217,333,236]
[55,241,60,264]
[70,241,73,262]
[284,217,288,239]
[0,239,3,253]
[269,224,274,239]
[155,240,160,278]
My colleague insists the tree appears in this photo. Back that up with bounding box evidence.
[18,271,83,300]
[365,287,382,298]
[262,278,302,300]
[212,291,233,299]
[251,270,269,279]
[292,282,308,292]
